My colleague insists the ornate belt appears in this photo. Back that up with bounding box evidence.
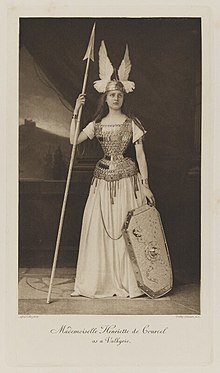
[103,154,124,161]
[93,156,138,182]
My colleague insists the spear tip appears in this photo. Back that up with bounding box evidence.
[83,23,96,61]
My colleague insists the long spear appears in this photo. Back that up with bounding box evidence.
[47,23,96,304]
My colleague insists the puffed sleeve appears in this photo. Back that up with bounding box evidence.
[82,121,95,140]
[132,119,147,143]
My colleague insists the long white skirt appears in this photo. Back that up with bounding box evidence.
[72,174,146,298]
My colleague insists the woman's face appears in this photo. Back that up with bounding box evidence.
[106,90,124,111]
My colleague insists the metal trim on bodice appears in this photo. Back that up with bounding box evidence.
[93,118,138,182]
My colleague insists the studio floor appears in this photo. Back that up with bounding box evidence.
[18,268,200,315]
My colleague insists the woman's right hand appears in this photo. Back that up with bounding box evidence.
[73,93,86,115]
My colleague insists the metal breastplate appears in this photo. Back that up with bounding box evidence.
[93,119,138,182]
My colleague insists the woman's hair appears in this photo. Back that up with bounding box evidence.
[93,92,131,123]
[93,93,109,123]
[92,92,145,133]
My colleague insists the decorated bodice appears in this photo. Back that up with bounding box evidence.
[94,118,132,157]
[93,118,138,182]
[82,117,146,183]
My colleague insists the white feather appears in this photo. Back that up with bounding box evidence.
[118,45,132,81]
[94,41,135,94]
[93,79,109,93]
[122,81,135,93]
[98,41,114,81]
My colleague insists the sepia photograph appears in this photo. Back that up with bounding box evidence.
[18,17,201,316]
[3,0,219,368]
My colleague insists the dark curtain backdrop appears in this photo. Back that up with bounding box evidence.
[20,18,200,149]
[19,18,201,280]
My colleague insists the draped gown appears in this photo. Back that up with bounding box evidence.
[71,117,147,298]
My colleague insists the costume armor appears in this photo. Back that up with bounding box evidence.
[91,118,139,203]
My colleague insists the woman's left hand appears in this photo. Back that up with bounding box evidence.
[142,186,156,207]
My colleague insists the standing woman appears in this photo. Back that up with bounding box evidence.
[70,41,155,298]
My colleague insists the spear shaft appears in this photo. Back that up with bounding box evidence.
[46,24,95,304]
